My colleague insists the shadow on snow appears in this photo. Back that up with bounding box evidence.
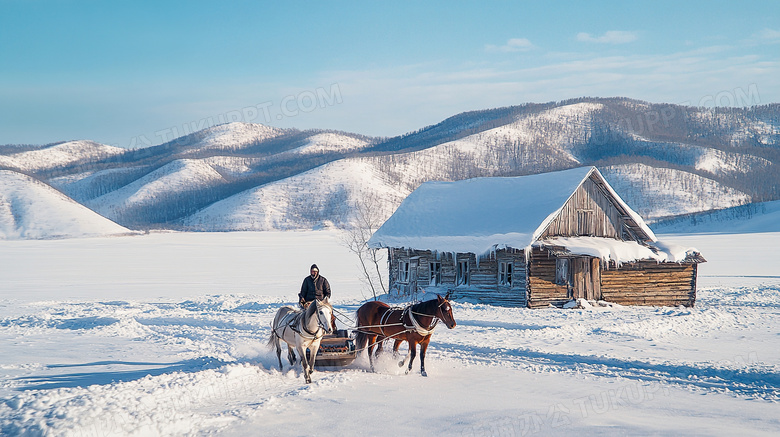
[433,341,780,401]
[13,357,228,391]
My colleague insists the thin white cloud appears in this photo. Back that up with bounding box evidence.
[753,28,780,41]
[576,31,638,44]
[312,44,778,136]
[485,38,535,53]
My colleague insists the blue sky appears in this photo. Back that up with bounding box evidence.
[1,1,778,147]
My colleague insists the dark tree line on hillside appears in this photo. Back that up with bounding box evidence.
[0,143,61,154]
[368,103,555,155]
[652,202,769,231]
[114,153,341,228]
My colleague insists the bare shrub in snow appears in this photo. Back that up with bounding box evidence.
[341,192,387,300]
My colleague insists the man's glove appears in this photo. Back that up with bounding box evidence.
[299,298,306,307]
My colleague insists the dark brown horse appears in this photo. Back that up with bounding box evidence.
[355,294,456,377]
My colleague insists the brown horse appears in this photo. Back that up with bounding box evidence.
[355,294,456,377]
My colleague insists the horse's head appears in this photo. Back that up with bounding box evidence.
[314,298,334,335]
[435,294,457,329]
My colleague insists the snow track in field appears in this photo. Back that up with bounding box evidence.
[2,283,779,435]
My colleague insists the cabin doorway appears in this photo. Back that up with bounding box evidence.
[571,257,601,301]
[409,257,419,295]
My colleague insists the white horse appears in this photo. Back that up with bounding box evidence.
[267,298,333,383]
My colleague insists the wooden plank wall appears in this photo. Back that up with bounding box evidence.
[527,248,571,308]
[389,248,527,307]
[392,248,698,308]
[601,261,697,307]
[540,176,625,240]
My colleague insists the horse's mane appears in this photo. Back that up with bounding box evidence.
[411,296,440,314]
[306,299,332,317]
[305,300,318,318]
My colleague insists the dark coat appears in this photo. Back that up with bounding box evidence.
[299,274,331,302]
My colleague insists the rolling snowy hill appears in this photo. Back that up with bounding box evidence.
[176,122,286,154]
[651,199,780,234]
[2,98,779,234]
[182,159,406,231]
[282,132,371,156]
[0,140,125,173]
[600,164,750,220]
[85,159,228,225]
[49,166,153,203]
[0,170,130,239]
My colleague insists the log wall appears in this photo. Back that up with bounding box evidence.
[390,247,699,308]
[527,248,571,308]
[601,261,697,307]
[389,248,527,307]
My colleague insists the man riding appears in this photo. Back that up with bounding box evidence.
[299,264,331,307]
[299,264,336,331]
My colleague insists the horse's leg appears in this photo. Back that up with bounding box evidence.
[307,347,317,373]
[367,334,377,372]
[405,339,418,375]
[394,339,408,367]
[287,347,296,366]
[308,341,320,374]
[419,336,431,377]
[298,342,311,383]
[273,335,283,370]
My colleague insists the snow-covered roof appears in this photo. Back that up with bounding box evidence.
[534,237,701,264]
[368,166,656,254]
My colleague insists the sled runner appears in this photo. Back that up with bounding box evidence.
[314,329,357,367]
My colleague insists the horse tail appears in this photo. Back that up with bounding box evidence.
[266,323,278,351]
[355,330,368,354]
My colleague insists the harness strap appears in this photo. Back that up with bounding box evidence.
[411,310,439,331]
[355,302,441,338]
[379,310,394,337]
[281,309,323,340]
[403,307,437,336]
[300,322,321,338]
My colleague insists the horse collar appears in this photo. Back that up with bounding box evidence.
[301,323,320,337]
[403,306,437,336]
[288,309,322,339]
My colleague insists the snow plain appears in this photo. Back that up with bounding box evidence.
[1,231,779,436]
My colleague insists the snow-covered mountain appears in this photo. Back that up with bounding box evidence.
[282,132,371,156]
[0,140,125,173]
[85,159,228,225]
[176,122,286,155]
[182,159,406,231]
[360,103,596,190]
[0,170,130,239]
[1,98,778,235]
[49,166,152,203]
[651,199,780,234]
[600,164,750,221]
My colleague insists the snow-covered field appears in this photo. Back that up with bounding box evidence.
[1,231,779,436]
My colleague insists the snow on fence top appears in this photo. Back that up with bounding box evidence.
[368,166,655,255]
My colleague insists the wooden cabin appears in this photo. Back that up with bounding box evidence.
[368,167,705,308]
